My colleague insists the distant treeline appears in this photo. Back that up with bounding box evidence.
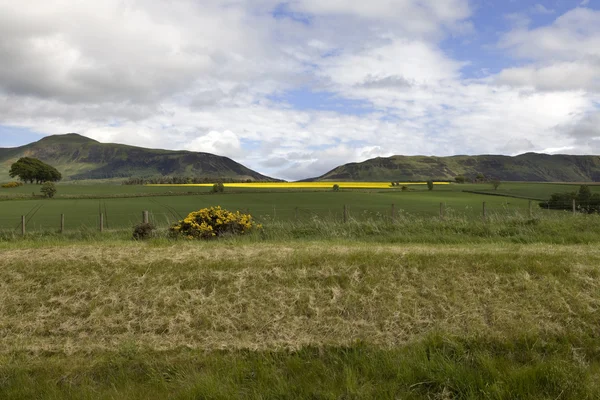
[542,185,600,213]
[122,177,282,185]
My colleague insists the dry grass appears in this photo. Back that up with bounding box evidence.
[1,242,599,355]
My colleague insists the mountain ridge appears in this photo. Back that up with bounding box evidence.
[310,153,600,182]
[0,133,276,182]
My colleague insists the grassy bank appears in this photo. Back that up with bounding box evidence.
[1,242,599,398]
[3,336,598,399]
[2,212,600,246]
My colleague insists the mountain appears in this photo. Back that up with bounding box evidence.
[0,133,276,182]
[311,153,600,182]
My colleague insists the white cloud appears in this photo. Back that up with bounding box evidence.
[532,4,555,15]
[0,0,599,181]
[188,130,243,158]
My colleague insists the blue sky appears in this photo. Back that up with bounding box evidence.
[1,0,600,180]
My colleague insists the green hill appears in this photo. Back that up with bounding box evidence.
[0,134,275,182]
[312,153,600,182]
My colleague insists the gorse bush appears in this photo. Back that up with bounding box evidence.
[170,206,260,239]
[132,222,155,240]
[1,182,23,188]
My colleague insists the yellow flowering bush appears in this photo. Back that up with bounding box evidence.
[170,206,260,239]
[1,181,23,188]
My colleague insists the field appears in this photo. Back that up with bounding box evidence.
[1,181,600,399]
[1,181,598,232]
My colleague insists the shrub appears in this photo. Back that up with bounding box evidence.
[333,184,340,192]
[455,176,466,184]
[41,182,57,198]
[1,181,23,188]
[427,180,433,191]
[401,186,408,191]
[212,182,225,193]
[170,206,260,239]
[133,222,155,240]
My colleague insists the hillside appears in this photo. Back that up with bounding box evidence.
[0,134,275,182]
[312,153,600,182]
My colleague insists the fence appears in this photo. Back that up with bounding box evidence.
[1,199,587,235]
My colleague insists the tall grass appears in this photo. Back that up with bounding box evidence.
[2,211,600,246]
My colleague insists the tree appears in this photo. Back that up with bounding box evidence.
[41,182,57,198]
[476,173,486,182]
[541,185,600,213]
[578,185,592,202]
[211,182,225,193]
[401,185,408,192]
[9,157,62,184]
[491,180,501,190]
[426,180,434,191]
[455,175,466,184]
[333,184,340,192]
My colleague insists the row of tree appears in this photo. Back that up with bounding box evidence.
[122,177,270,185]
[9,157,62,184]
[542,185,600,213]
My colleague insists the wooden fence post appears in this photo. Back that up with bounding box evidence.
[343,205,348,223]
[21,215,25,236]
[573,199,576,214]
[440,203,445,220]
[482,202,487,220]
[143,210,149,224]
[60,214,65,234]
[528,201,532,218]
[100,213,104,233]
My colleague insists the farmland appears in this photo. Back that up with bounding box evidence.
[1,181,600,399]
[2,181,599,232]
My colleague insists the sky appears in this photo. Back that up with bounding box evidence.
[0,0,600,180]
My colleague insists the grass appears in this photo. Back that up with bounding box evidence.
[2,211,600,246]
[0,187,546,231]
[2,182,600,398]
[0,241,599,398]
[1,181,598,232]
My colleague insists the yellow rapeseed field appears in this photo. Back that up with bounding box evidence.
[147,181,450,189]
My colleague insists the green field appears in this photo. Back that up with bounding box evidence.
[1,181,594,232]
[1,181,600,399]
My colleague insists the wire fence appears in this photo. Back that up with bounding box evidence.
[0,199,590,234]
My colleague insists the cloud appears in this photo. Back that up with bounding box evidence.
[496,8,600,93]
[0,0,599,181]
[188,130,243,158]
[532,4,555,15]
[499,8,600,61]
[496,62,600,92]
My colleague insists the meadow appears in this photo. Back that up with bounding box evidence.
[1,181,596,232]
[1,181,599,399]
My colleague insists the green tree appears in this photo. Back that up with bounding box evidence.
[491,180,501,190]
[211,182,225,193]
[426,180,434,191]
[9,157,62,184]
[577,185,592,202]
[41,182,57,198]
[455,176,466,184]
[333,184,340,192]
[476,173,486,182]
